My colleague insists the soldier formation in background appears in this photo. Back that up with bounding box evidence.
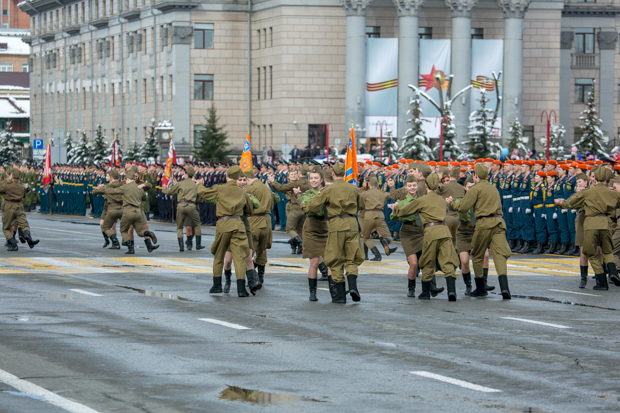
[4,154,620,301]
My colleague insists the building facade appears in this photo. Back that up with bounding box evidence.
[17,0,620,158]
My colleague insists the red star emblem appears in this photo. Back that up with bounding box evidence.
[419,65,448,92]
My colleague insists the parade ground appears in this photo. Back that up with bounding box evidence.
[1,213,619,413]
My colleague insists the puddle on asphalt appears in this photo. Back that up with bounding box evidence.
[503,293,618,311]
[219,386,324,405]
[116,285,195,302]
[268,263,303,269]
[40,293,81,300]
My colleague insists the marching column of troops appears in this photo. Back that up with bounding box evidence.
[4,154,620,300]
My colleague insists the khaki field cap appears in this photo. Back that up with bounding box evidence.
[332,162,345,176]
[227,165,242,179]
[474,164,488,179]
[186,167,195,177]
[108,169,119,179]
[594,166,607,182]
[426,173,439,190]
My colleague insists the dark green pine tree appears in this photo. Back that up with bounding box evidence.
[124,139,142,162]
[466,90,501,159]
[64,132,73,153]
[141,119,159,161]
[0,121,22,165]
[575,83,607,157]
[91,125,109,163]
[193,104,230,162]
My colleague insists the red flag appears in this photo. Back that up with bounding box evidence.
[162,135,176,186]
[110,137,120,167]
[43,143,52,188]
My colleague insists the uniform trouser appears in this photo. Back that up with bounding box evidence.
[251,222,272,266]
[557,209,570,243]
[534,208,548,243]
[612,227,620,267]
[2,205,29,240]
[583,228,613,274]
[211,226,249,280]
[103,208,123,237]
[445,214,459,246]
[503,199,515,239]
[384,203,400,232]
[521,205,535,242]
[277,199,287,228]
[471,224,511,278]
[545,206,559,243]
[176,203,201,238]
[324,227,365,283]
[119,207,146,242]
[513,199,523,240]
[285,204,306,239]
[419,236,459,282]
[362,216,392,249]
[567,210,576,243]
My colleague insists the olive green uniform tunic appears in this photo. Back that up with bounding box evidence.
[163,179,202,238]
[437,179,465,245]
[105,181,149,242]
[390,193,424,257]
[245,179,275,266]
[0,179,29,240]
[361,187,393,249]
[299,187,328,259]
[198,181,254,280]
[271,178,311,239]
[93,180,123,237]
[450,179,511,279]
[394,191,459,282]
[305,179,366,283]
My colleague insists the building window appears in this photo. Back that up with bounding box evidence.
[618,80,620,104]
[575,78,594,103]
[0,63,13,72]
[194,125,206,142]
[365,26,380,38]
[194,74,213,100]
[257,67,260,100]
[471,28,483,39]
[194,23,214,49]
[269,66,272,99]
[1,23,7,29]
[269,27,273,47]
[522,125,534,148]
[2,10,7,15]
[419,27,432,39]
[575,29,595,54]
[575,0,596,3]
[0,43,6,51]
[22,63,28,72]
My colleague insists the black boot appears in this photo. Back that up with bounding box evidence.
[237,279,249,297]
[512,239,523,253]
[7,238,18,251]
[317,262,329,281]
[462,272,472,296]
[308,278,318,301]
[125,240,135,255]
[332,280,347,304]
[186,236,194,251]
[430,275,445,297]
[483,268,495,291]
[364,244,368,261]
[145,212,150,221]
[289,238,297,254]
[470,277,488,297]
[556,242,567,255]
[593,273,609,291]
[393,230,400,241]
[407,278,416,297]
[246,269,262,295]
[17,228,25,244]
[379,238,397,256]
[144,237,159,253]
[418,281,431,300]
[543,242,556,254]
[327,275,338,301]
[23,230,39,249]
[210,276,223,293]
[531,242,543,255]
[571,245,581,256]
[369,247,382,261]
[223,269,232,293]
[149,231,158,244]
[195,236,205,250]
[347,274,360,302]
[579,265,588,289]
[293,236,303,254]
[520,241,533,254]
[498,275,511,299]
[446,277,457,301]
[178,238,185,252]
[508,239,515,250]
[256,265,265,284]
[607,262,620,287]
[102,231,110,248]
[109,234,121,249]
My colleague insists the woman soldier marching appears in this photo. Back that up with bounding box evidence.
[295,166,331,301]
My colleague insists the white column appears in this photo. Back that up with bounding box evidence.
[598,31,617,139]
[559,31,573,143]
[393,0,424,140]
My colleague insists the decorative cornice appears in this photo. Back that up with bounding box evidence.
[21,36,32,46]
[119,10,141,22]
[90,17,109,29]
[560,31,574,50]
[393,0,424,17]
[498,0,530,18]
[152,1,198,14]
[562,6,620,16]
[40,32,56,42]
[445,0,478,18]
[63,25,81,36]
[597,31,617,50]
[341,0,372,16]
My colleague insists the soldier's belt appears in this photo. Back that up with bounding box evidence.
[402,221,416,226]
[124,204,140,208]
[533,204,543,209]
[424,222,446,229]
[332,214,355,219]
[545,204,555,208]
[478,214,502,220]
[307,215,325,220]
[502,195,512,199]
[515,196,528,201]
[219,215,241,220]
[178,201,195,206]
[365,209,383,212]
[108,203,122,207]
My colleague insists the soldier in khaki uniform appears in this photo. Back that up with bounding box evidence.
[244,170,275,284]
[555,167,620,290]
[436,167,465,246]
[447,164,512,299]
[391,173,459,301]
[92,169,123,249]
[102,170,159,255]
[269,166,311,254]
[1,168,39,251]
[361,176,398,261]
[197,165,261,297]
[305,162,365,304]
[163,166,204,252]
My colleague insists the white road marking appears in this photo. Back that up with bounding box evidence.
[198,318,250,330]
[36,258,121,274]
[409,371,501,393]
[30,227,99,236]
[501,317,571,329]
[548,289,600,297]
[318,288,330,291]
[0,368,101,413]
[69,289,103,297]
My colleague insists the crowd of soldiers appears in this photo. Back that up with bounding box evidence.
[3,154,620,300]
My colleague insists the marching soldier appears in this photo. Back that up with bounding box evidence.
[361,176,398,261]
[530,171,547,255]
[163,166,204,252]
[1,168,39,251]
[92,169,123,250]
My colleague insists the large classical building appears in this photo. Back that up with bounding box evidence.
[17,0,620,158]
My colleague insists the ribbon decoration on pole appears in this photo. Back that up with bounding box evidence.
[345,121,358,186]
[162,133,176,186]
[43,143,52,189]
[110,135,121,167]
[239,130,253,172]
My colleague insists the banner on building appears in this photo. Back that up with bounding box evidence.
[418,39,451,138]
[365,38,398,136]
[470,39,503,132]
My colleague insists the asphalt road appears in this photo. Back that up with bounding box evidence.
[1,212,620,413]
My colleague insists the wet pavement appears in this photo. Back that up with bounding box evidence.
[0,213,619,412]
